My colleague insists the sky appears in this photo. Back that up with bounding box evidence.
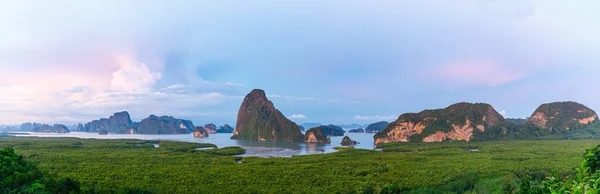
[1,0,600,126]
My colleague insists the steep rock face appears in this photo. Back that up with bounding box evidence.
[204,124,218,134]
[374,102,505,144]
[193,127,209,138]
[32,124,70,133]
[341,136,358,146]
[348,128,365,133]
[526,101,599,131]
[83,111,133,133]
[231,89,304,142]
[136,115,195,134]
[304,127,331,143]
[76,123,84,132]
[217,124,234,133]
[321,125,345,136]
[365,121,389,133]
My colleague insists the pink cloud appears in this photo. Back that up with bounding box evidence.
[431,59,524,87]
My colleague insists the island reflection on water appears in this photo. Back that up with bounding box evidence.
[16,132,376,157]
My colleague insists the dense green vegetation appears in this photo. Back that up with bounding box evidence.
[3,137,600,193]
[375,102,600,143]
[158,141,216,152]
[1,146,83,193]
[375,102,506,142]
[516,144,600,193]
[529,101,599,131]
[198,146,247,156]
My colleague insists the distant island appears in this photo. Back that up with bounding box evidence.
[348,128,364,133]
[14,88,599,144]
[365,121,389,133]
[217,124,234,133]
[20,122,70,133]
[320,125,345,136]
[74,112,195,134]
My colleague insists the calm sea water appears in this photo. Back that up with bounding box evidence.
[16,132,376,157]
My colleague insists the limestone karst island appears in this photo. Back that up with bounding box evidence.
[3,1,600,193]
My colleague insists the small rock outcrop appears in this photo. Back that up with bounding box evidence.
[193,127,209,138]
[321,125,345,136]
[304,127,331,143]
[526,101,599,131]
[204,124,218,134]
[365,121,389,133]
[341,136,358,146]
[136,115,195,134]
[348,128,365,133]
[98,128,108,135]
[32,124,70,133]
[231,89,304,142]
[217,124,234,133]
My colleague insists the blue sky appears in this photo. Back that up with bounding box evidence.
[1,0,600,126]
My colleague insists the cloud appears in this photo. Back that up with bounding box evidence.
[110,60,162,93]
[288,114,307,119]
[353,115,397,121]
[429,59,525,87]
[2,0,600,125]
[0,57,243,124]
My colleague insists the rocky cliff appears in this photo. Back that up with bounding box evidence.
[204,124,217,134]
[136,115,195,134]
[526,101,598,131]
[304,127,331,143]
[374,102,505,144]
[82,111,133,133]
[32,124,70,133]
[193,127,209,138]
[231,89,304,142]
[217,124,234,133]
[76,123,84,132]
[365,121,389,133]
